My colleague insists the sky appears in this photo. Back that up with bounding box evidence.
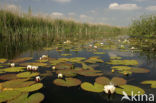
[0,0,156,26]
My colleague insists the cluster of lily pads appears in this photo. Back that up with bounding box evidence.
[0,39,155,102]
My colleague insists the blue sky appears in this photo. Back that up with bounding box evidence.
[0,0,156,26]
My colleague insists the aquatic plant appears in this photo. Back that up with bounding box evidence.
[0,59,7,63]
[16,72,39,78]
[10,57,33,63]
[53,78,81,87]
[104,84,116,94]
[107,60,139,66]
[77,70,103,77]
[141,80,156,88]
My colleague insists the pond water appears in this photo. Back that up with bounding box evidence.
[0,37,156,103]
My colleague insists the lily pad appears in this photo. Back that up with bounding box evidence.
[61,54,72,56]
[110,56,122,60]
[81,82,103,93]
[115,85,145,96]
[8,92,44,103]
[0,74,18,80]
[81,62,94,70]
[20,62,47,67]
[69,57,86,63]
[107,60,139,66]
[141,80,156,88]
[0,59,7,63]
[77,70,103,77]
[85,57,104,63]
[3,67,25,72]
[1,79,35,88]
[53,78,81,87]
[93,52,105,55]
[55,62,73,70]
[10,57,32,63]
[56,69,77,77]
[95,77,127,86]
[0,90,21,102]
[16,72,39,78]
[15,83,43,92]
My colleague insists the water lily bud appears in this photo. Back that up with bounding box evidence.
[111,69,115,73]
[58,73,63,78]
[10,63,15,67]
[52,66,56,70]
[35,76,40,82]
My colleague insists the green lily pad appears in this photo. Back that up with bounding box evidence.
[20,62,47,66]
[55,63,73,70]
[8,92,44,103]
[0,90,22,102]
[107,60,139,66]
[112,66,150,74]
[81,62,94,70]
[1,79,35,88]
[115,85,145,96]
[95,77,127,86]
[16,72,39,78]
[69,57,86,63]
[15,83,43,92]
[141,80,156,88]
[10,57,32,63]
[56,69,77,77]
[85,57,104,63]
[77,70,103,77]
[0,59,7,63]
[53,78,81,87]
[61,54,72,56]
[81,82,103,93]
[0,74,18,80]
[110,56,122,60]
[3,67,25,72]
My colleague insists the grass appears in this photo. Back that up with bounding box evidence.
[129,15,156,38]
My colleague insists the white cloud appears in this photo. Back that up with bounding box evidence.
[50,12,64,18]
[146,6,156,11]
[80,14,88,19]
[109,3,140,10]
[6,4,19,10]
[53,0,71,3]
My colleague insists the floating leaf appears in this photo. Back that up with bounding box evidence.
[53,78,81,87]
[10,57,32,63]
[56,69,77,77]
[15,83,43,92]
[20,62,47,67]
[77,70,103,77]
[112,66,150,74]
[61,54,72,56]
[55,62,73,70]
[16,72,39,78]
[0,74,18,80]
[81,82,103,93]
[107,60,138,66]
[27,93,45,103]
[8,92,44,103]
[95,77,127,86]
[110,56,122,60]
[3,67,25,72]
[0,90,21,102]
[93,52,105,55]
[69,57,86,63]
[1,79,35,88]
[85,57,104,63]
[81,62,94,70]
[0,59,7,63]
[141,80,156,88]
[115,85,145,96]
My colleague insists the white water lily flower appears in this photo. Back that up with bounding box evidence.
[32,66,38,71]
[100,43,104,45]
[35,76,40,82]
[94,46,97,48]
[27,65,32,70]
[131,47,135,50]
[52,66,56,70]
[89,44,92,47]
[104,84,116,94]
[10,63,15,67]
[58,73,63,78]
[42,55,48,58]
[120,45,124,48]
